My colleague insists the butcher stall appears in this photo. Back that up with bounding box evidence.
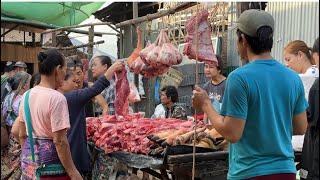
[86,114,229,180]
[83,2,229,179]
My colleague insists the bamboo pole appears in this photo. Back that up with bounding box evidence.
[114,2,198,28]
[42,40,104,50]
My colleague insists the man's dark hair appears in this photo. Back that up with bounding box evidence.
[4,64,15,73]
[95,55,112,68]
[237,26,273,54]
[67,56,83,71]
[312,37,319,54]
[37,49,65,76]
[30,73,41,88]
[64,69,74,80]
[161,85,179,103]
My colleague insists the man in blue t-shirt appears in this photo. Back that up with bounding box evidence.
[192,9,308,179]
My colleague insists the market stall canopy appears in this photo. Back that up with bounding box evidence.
[1,2,104,27]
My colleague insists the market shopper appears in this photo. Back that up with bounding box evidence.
[67,57,108,117]
[30,73,41,88]
[192,9,308,179]
[1,61,15,85]
[11,73,41,141]
[14,61,28,72]
[152,86,187,120]
[203,55,226,124]
[300,37,319,180]
[1,61,16,103]
[284,40,319,77]
[91,55,116,115]
[0,71,31,180]
[2,71,31,128]
[18,49,82,180]
[58,60,124,177]
[284,40,319,152]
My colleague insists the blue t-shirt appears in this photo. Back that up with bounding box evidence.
[220,60,308,179]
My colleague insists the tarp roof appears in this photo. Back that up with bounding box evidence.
[1,2,104,27]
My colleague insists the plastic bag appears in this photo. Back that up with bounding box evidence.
[128,83,141,103]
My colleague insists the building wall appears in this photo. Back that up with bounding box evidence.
[227,2,319,66]
[266,2,319,62]
[1,43,41,73]
[227,2,241,67]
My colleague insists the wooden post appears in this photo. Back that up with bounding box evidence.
[52,32,57,47]
[119,28,124,58]
[87,26,94,82]
[32,33,36,47]
[133,2,140,113]
[133,2,139,89]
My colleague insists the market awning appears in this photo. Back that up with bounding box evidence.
[1,2,104,27]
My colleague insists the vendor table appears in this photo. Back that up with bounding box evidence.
[89,142,228,180]
[89,142,302,180]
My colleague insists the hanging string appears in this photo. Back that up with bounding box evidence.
[192,3,200,180]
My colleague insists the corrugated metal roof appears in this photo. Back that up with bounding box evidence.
[266,2,319,62]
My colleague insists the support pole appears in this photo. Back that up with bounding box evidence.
[87,26,94,82]
[133,2,139,92]
[132,2,140,113]
[52,32,57,47]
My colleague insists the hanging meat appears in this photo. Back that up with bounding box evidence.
[183,10,218,64]
[114,67,130,116]
[140,29,182,67]
[127,27,143,67]
[128,29,182,78]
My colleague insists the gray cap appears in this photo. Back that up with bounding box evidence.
[14,61,27,68]
[237,9,274,37]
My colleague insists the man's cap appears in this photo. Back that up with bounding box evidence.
[14,61,27,68]
[237,9,274,37]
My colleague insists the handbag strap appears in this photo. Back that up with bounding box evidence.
[24,90,36,162]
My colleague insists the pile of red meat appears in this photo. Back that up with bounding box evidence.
[86,114,196,154]
[183,10,218,64]
[128,28,183,78]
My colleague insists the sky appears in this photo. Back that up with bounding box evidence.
[68,1,118,60]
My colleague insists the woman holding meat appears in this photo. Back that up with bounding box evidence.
[58,59,124,178]
[91,55,117,115]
